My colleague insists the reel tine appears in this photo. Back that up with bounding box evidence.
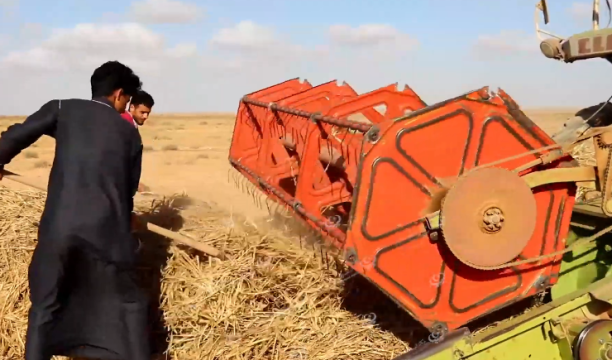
[318,242,325,264]
[265,198,273,215]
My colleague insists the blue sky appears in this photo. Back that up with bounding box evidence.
[0,0,611,114]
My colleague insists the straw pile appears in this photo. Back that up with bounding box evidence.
[0,187,415,360]
[568,138,600,202]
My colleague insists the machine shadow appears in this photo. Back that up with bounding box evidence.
[259,210,428,344]
[134,199,187,360]
[340,275,430,345]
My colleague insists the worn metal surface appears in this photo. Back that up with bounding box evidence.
[241,96,374,133]
[440,167,538,270]
[575,319,612,360]
[563,28,612,62]
[401,277,612,359]
[551,220,612,300]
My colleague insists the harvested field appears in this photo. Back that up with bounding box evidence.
[0,107,589,359]
[0,187,416,359]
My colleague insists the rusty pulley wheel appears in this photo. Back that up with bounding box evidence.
[439,167,537,270]
[574,319,612,360]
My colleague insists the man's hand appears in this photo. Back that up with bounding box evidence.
[131,213,145,233]
[137,182,149,192]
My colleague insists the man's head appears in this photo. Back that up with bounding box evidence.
[90,61,142,113]
[128,90,155,125]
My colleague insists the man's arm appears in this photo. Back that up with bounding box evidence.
[131,141,143,197]
[129,136,143,204]
[0,100,59,174]
[129,140,144,232]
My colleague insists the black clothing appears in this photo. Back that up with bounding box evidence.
[0,98,148,360]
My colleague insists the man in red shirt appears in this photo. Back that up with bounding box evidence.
[122,90,155,192]
[122,90,155,127]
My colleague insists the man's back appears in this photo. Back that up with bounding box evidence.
[4,60,152,360]
[0,97,144,264]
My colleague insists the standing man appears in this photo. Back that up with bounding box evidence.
[121,90,155,192]
[0,61,150,360]
[122,90,155,127]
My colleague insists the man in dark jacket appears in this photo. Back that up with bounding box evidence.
[0,61,150,360]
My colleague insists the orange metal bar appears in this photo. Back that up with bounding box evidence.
[229,78,312,184]
[255,81,359,200]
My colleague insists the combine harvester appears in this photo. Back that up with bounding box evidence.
[229,1,612,358]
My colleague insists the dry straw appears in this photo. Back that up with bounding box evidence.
[568,139,600,202]
[0,187,413,360]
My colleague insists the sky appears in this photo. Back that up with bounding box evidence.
[0,0,611,114]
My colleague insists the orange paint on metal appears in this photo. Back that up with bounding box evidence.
[229,80,576,332]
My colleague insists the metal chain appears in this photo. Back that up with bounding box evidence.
[596,134,612,149]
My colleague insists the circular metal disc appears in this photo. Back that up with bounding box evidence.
[440,167,537,270]
[575,320,612,360]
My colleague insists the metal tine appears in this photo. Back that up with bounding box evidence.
[255,192,262,209]
[253,191,259,208]
[248,183,254,203]
[264,197,272,215]
[256,192,264,210]
[245,182,257,206]
[245,178,252,195]
[276,202,284,217]
[240,176,246,193]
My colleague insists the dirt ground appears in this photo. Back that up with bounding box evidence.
[0,107,577,222]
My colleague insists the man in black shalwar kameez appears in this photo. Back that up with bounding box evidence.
[0,61,150,360]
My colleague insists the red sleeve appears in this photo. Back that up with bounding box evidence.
[120,112,137,127]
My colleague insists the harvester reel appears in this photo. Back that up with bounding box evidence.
[440,167,538,270]
[575,319,612,360]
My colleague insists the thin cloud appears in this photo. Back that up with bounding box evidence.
[129,0,204,24]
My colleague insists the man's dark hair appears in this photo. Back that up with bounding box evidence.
[130,90,155,108]
[90,61,142,98]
